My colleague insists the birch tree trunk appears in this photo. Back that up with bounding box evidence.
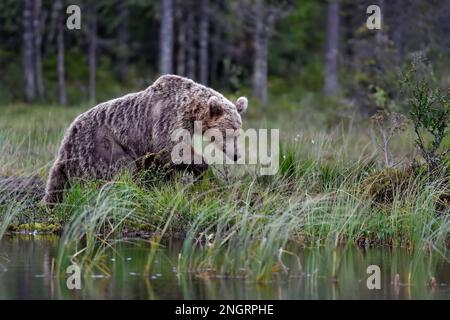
[56,0,67,105]
[199,0,209,85]
[22,0,36,102]
[186,5,196,80]
[324,0,340,96]
[252,0,269,104]
[175,1,186,76]
[392,0,405,64]
[159,0,174,75]
[117,1,130,81]
[209,22,219,85]
[33,0,45,100]
[87,1,97,103]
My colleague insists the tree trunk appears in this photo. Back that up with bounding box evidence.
[46,0,59,46]
[186,5,196,80]
[117,1,129,81]
[209,22,219,85]
[33,0,45,100]
[22,0,36,102]
[252,0,269,104]
[324,0,340,96]
[199,0,209,85]
[375,0,385,44]
[56,0,67,106]
[392,0,404,64]
[87,1,97,103]
[159,0,174,75]
[175,1,186,76]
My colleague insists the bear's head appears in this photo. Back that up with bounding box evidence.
[203,95,248,162]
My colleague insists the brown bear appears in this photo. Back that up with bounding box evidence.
[43,75,248,207]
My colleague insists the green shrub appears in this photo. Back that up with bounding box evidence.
[401,58,450,174]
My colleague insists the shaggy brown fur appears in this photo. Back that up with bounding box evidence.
[43,75,248,206]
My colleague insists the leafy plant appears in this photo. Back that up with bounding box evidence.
[401,58,450,173]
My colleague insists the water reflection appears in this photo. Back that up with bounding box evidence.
[0,235,448,299]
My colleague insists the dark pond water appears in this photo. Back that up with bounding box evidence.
[0,234,449,299]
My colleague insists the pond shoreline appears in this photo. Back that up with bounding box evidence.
[0,234,449,299]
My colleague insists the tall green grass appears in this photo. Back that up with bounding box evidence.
[31,154,447,280]
[0,104,448,282]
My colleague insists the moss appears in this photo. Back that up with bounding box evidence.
[9,221,62,233]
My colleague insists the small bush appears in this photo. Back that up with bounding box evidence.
[401,58,450,174]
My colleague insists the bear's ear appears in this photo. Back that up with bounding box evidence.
[208,96,223,117]
[236,97,248,114]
